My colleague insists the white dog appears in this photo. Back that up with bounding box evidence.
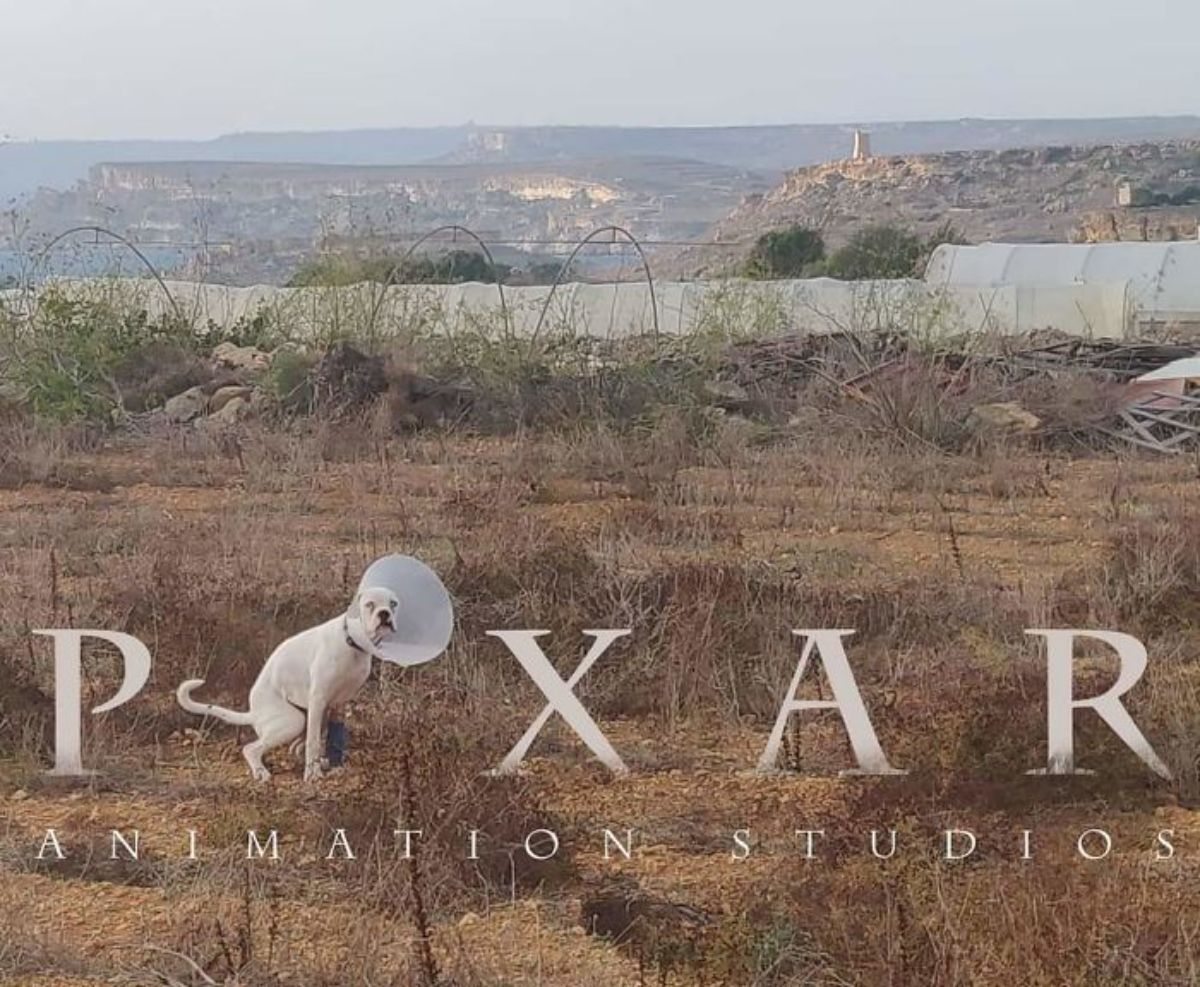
[177,587,398,782]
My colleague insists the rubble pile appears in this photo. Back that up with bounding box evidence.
[139,330,1200,454]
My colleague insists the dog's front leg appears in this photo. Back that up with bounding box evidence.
[304,693,329,782]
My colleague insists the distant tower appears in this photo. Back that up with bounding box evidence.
[852,129,872,162]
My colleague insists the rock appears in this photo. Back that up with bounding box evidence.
[209,385,253,413]
[113,342,210,413]
[249,388,273,414]
[162,386,208,423]
[10,789,28,801]
[968,402,1041,435]
[702,378,752,411]
[786,407,823,431]
[270,341,307,361]
[213,342,270,374]
[703,406,770,446]
[216,396,250,421]
[197,396,251,429]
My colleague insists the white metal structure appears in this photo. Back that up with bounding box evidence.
[926,241,1200,333]
[1,274,1135,339]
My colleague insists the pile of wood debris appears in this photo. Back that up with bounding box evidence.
[719,332,1200,454]
[986,339,1199,382]
[987,340,1200,454]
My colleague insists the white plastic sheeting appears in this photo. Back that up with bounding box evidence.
[927,241,1200,327]
[0,275,1136,339]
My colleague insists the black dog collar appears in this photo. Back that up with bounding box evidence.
[343,617,367,654]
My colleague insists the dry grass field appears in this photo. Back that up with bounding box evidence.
[3,405,1200,986]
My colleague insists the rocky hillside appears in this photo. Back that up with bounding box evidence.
[6,117,1200,205]
[676,141,1200,276]
[442,117,1200,174]
[17,156,768,284]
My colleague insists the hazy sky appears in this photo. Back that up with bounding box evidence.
[2,0,1197,140]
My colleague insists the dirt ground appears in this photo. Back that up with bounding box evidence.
[3,423,1200,985]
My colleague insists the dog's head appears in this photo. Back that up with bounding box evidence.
[355,586,400,644]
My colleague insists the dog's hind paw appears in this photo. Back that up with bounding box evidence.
[252,767,272,782]
[303,762,325,783]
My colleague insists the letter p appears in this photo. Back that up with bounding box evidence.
[36,630,151,777]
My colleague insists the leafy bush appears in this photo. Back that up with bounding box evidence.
[504,260,576,286]
[821,222,966,280]
[822,225,925,280]
[743,226,826,279]
[3,290,288,423]
[266,345,317,414]
[288,250,509,287]
[7,292,201,421]
[1129,184,1200,208]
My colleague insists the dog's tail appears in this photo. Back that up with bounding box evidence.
[176,679,255,727]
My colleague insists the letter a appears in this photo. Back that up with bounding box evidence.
[757,629,903,776]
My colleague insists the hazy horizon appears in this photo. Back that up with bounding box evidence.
[10,112,1200,147]
[2,0,1197,142]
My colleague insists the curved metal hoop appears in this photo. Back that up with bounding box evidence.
[366,224,509,337]
[533,225,660,340]
[35,225,181,319]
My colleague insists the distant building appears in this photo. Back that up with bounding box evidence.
[852,129,872,162]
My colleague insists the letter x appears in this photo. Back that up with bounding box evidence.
[489,630,630,775]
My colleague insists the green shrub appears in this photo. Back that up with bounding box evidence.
[821,222,967,280]
[743,226,826,279]
[4,289,288,423]
[822,224,925,280]
[8,292,199,421]
[265,346,316,414]
[288,250,509,287]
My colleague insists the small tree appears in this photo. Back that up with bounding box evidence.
[823,225,925,280]
[288,249,508,287]
[437,249,499,283]
[744,226,825,279]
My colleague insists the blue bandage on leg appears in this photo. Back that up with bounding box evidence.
[326,720,348,767]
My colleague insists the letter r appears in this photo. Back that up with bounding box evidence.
[1028,628,1170,779]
